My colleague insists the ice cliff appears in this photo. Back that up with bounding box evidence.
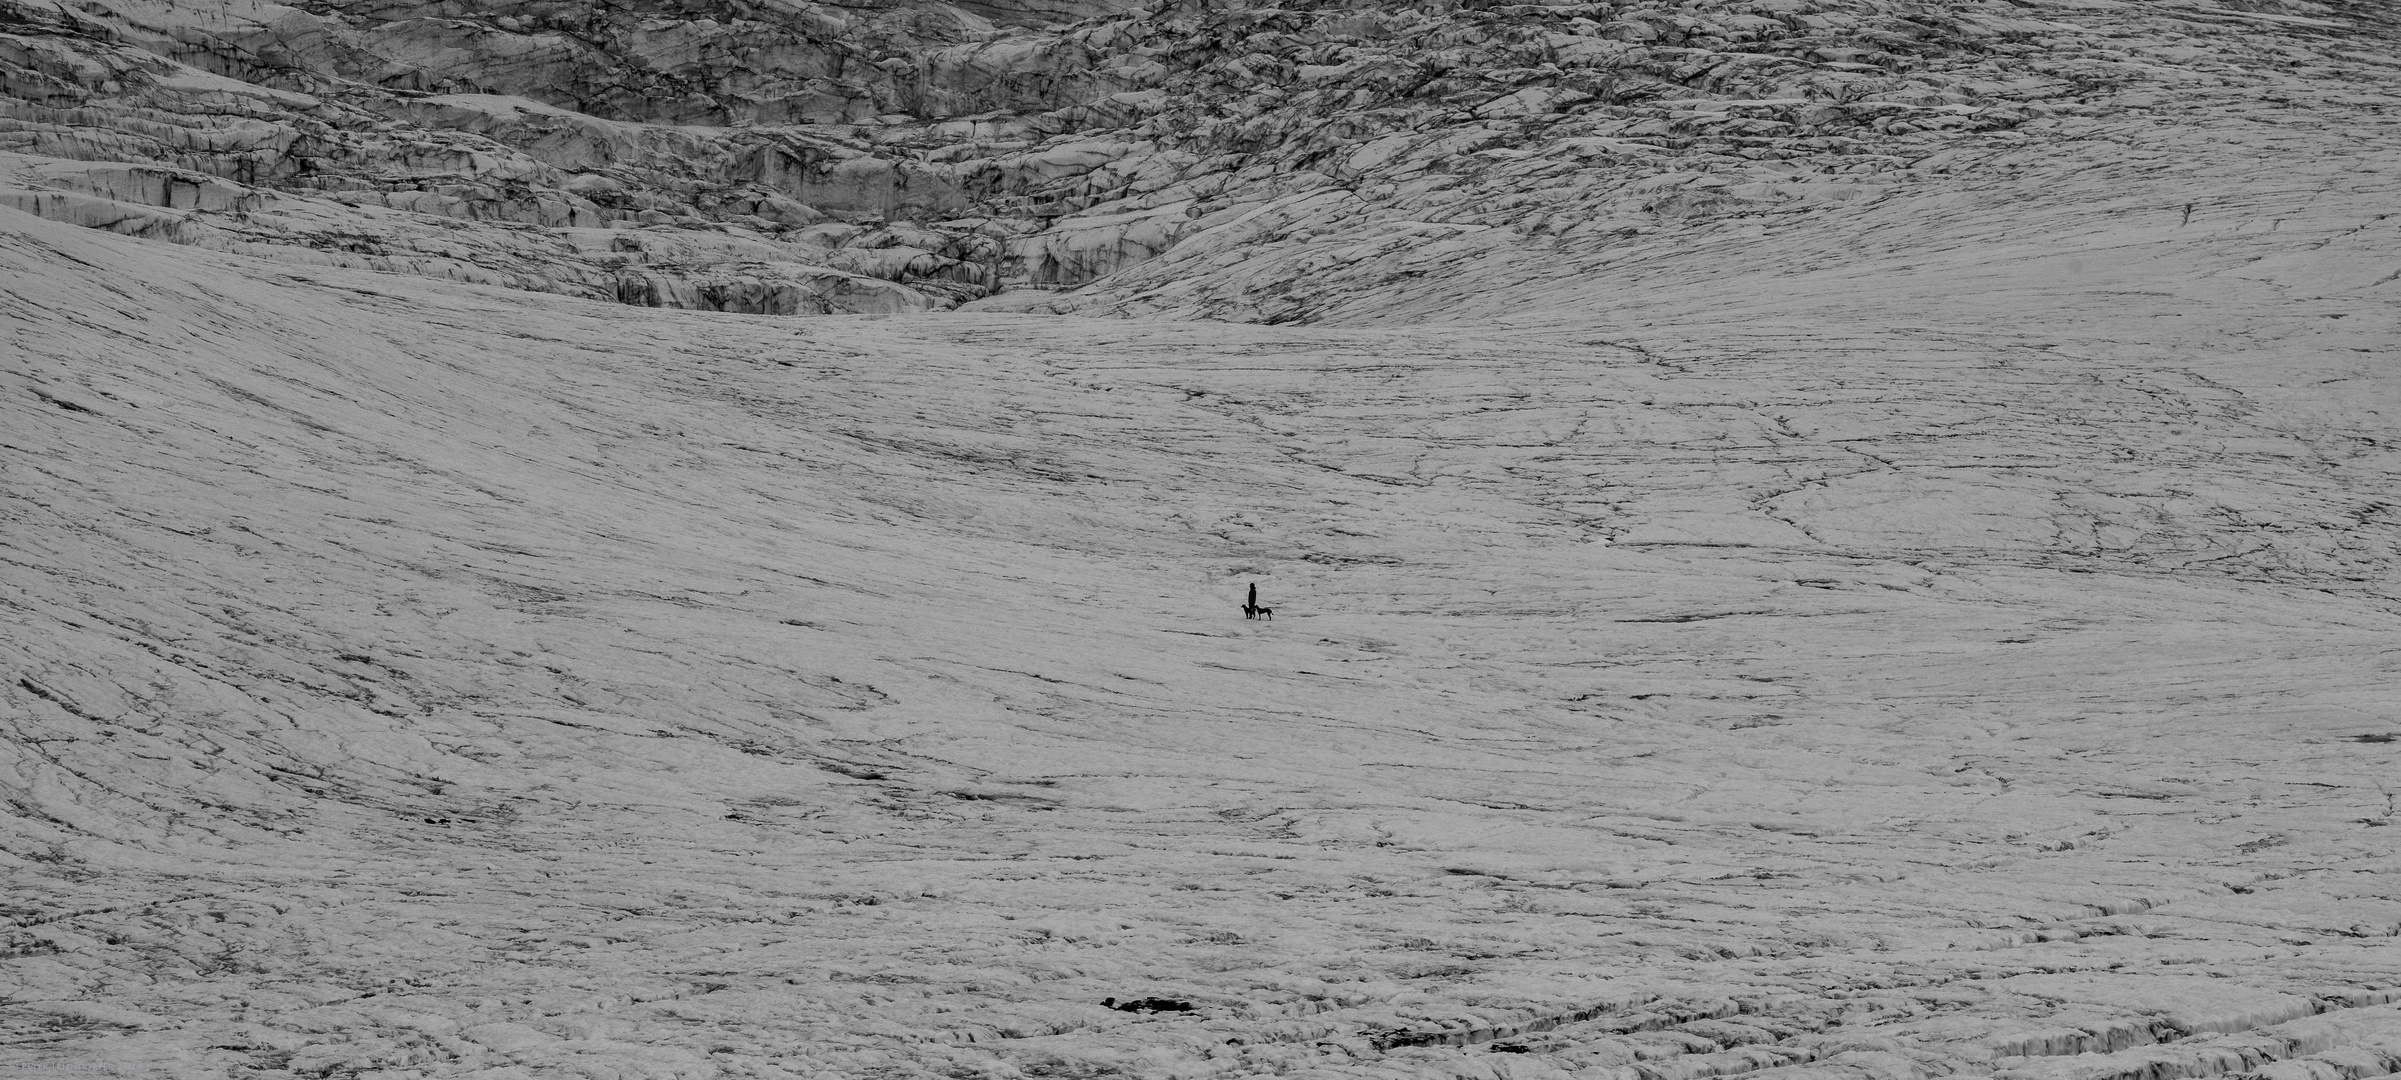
[5,0,2388,316]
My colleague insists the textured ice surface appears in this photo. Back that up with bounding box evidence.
[4,161,2400,1080]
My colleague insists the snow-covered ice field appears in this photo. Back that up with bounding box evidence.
[5,147,2401,1080]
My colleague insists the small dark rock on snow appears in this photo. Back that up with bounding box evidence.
[1103,996,1193,1013]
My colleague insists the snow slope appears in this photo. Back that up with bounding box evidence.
[5,180,2401,1080]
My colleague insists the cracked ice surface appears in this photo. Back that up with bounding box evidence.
[4,186,2401,1080]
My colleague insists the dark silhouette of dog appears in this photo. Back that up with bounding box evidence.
[1242,583,1273,621]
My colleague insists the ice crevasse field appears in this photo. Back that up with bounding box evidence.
[7,33,2401,1080]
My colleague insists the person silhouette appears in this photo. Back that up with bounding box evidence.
[1243,583,1272,620]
